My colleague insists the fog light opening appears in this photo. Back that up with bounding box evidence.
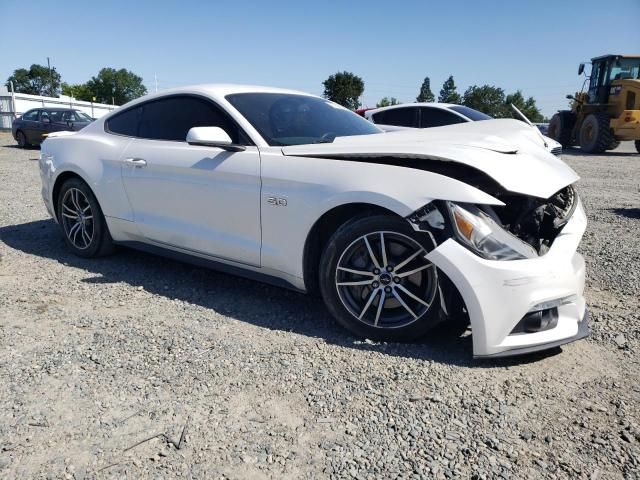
[511,308,559,335]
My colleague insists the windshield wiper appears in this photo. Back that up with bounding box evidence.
[312,138,334,144]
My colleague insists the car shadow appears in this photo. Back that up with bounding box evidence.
[561,147,635,157]
[0,219,562,367]
[2,144,40,150]
[610,207,640,219]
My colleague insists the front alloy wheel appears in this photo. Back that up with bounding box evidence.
[320,215,442,341]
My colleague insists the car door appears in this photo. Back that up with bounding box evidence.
[50,110,73,133]
[20,109,41,144]
[419,107,467,128]
[33,110,56,144]
[117,95,262,266]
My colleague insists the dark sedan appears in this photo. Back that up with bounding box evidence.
[12,108,93,148]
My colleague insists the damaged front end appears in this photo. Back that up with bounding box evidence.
[408,184,579,259]
[406,183,587,358]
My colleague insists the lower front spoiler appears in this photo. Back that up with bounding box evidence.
[474,309,590,359]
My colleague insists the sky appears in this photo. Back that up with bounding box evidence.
[2,0,639,118]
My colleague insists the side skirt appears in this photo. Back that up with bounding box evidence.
[115,240,306,294]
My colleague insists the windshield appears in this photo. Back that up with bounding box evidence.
[226,93,382,146]
[609,58,640,82]
[449,105,492,121]
[72,110,93,121]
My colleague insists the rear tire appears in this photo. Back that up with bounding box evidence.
[319,214,443,342]
[635,140,640,154]
[16,130,29,148]
[56,178,115,258]
[579,113,614,153]
[548,111,575,147]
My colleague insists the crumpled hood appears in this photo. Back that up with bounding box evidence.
[282,119,579,199]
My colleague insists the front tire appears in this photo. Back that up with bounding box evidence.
[56,178,114,258]
[579,113,614,153]
[319,215,442,341]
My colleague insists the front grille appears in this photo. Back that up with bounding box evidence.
[550,146,562,156]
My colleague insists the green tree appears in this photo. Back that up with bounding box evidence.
[83,68,147,105]
[438,75,461,104]
[416,77,435,102]
[462,85,506,117]
[376,97,400,108]
[6,64,62,96]
[504,90,544,123]
[322,71,364,110]
[61,82,94,101]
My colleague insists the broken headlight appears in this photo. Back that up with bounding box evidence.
[447,202,538,261]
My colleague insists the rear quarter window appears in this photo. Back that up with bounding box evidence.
[106,107,142,136]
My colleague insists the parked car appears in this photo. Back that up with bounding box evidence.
[39,85,588,358]
[534,123,550,135]
[365,103,563,156]
[12,108,93,148]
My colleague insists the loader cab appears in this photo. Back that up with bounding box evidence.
[586,55,640,104]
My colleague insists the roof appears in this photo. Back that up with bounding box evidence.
[591,54,640,62]
[366,102,457,115]
[35,107,80,111]
[115,83,320,110]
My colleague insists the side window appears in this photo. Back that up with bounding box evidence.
[22,110,39,121]
[106,106,143,137]
[49,111,64,123]
[372,108,419,127]
[420,108,467,128]
[138,96,240,143]
[589,63,602,90]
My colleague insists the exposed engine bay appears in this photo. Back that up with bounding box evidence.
[485,185,577,254]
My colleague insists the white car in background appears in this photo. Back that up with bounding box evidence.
[365,103,563,156]
[39,85,587,358]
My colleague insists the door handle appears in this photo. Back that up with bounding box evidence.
[124,157,147,167]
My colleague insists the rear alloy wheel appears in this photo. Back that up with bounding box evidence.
[16,131,28,148]
[57,178,114,258]
[579,112,614,153]
[320,215,442,341]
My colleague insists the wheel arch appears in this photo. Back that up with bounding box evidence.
[51,170,94,221]
[302,202,401,295]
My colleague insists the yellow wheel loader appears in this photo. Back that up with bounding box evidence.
[549,54,640,154]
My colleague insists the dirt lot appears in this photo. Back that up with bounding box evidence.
[0,131,638,479]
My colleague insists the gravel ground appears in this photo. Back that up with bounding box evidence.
[0,131,639,479]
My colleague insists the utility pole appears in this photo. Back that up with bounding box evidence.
[47,57,52,96]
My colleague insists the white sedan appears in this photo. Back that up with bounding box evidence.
[39,85,588,358]
[364,103,563,156]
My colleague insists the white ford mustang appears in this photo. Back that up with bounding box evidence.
[39,84,588,358]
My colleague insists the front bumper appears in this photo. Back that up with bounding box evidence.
[427,199,588,358]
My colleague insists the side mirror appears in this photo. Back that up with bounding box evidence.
[186,127,245,152]
[41,116,51,124]
[578,63,585,76]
